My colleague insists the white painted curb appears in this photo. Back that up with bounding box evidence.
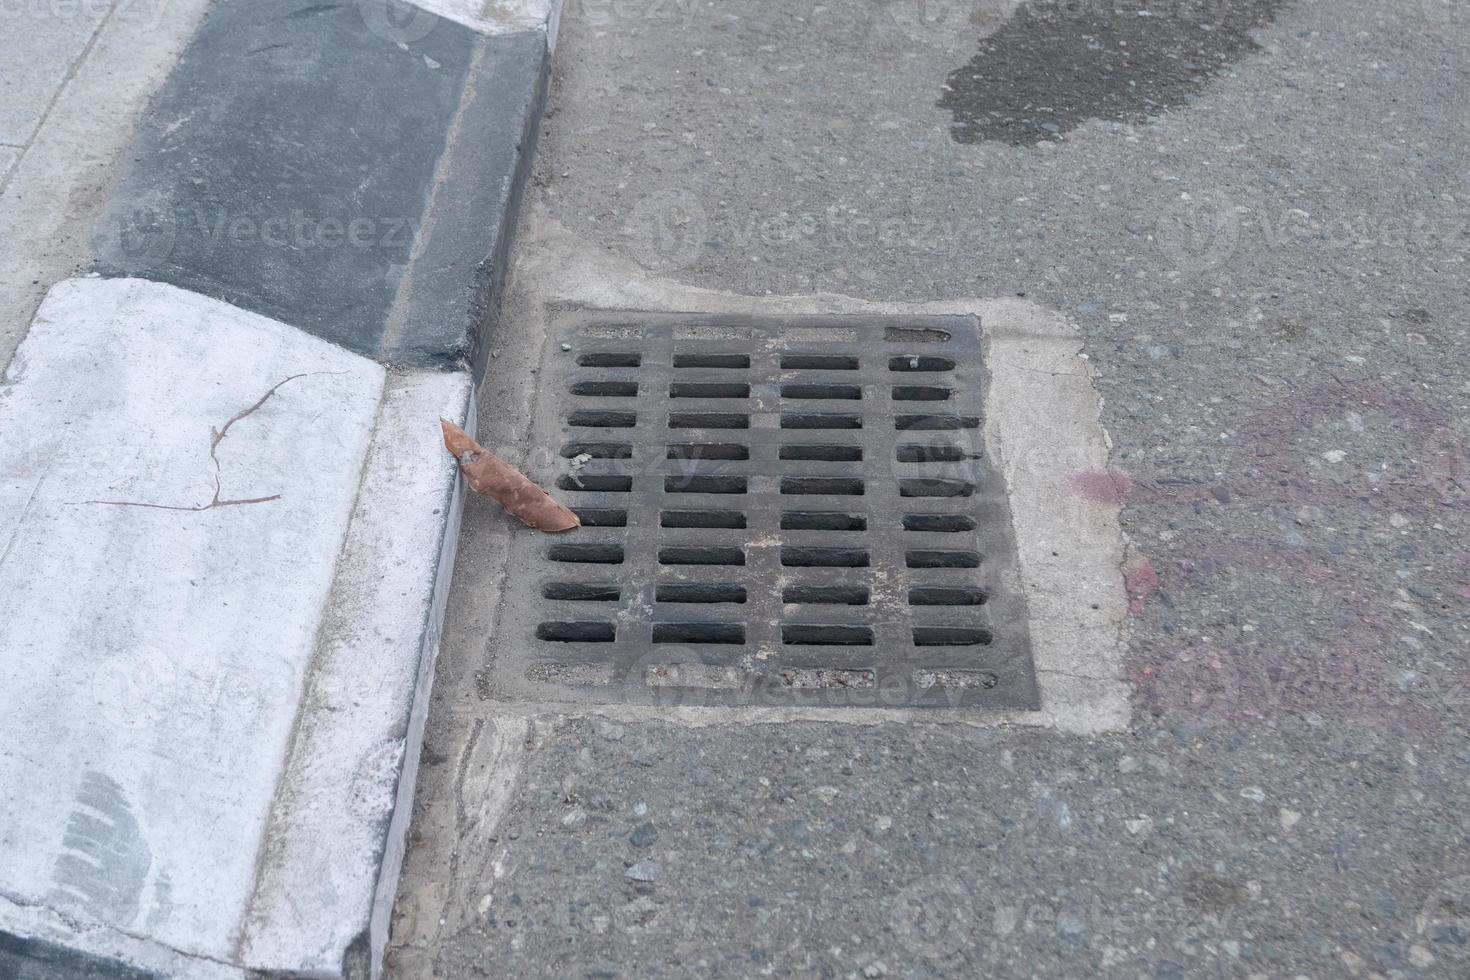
[0,277,472,978]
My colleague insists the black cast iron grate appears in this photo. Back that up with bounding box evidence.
[484,312,1039,709]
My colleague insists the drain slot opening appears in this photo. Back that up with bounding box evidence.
[568,410,636,428]
[892,385,954,402]
[781,354,859,370]
[674,353,750,368]
[570,507,628,527]
[653,622,745,644]
[913,626,993,646]
[657,583,748,604]
[895,415,980,430]
[661,509,747,529]
[578,353,641,367]
[780,444,862,462]
[571,380,639,397]
[899,479,975,498]
[781,383,862,400]
[669,443,749,461]
[670,412,750,429]
[914,669,999,690]
[782,477,864,496]
[906,550,980,569]
[909,586,987,606]
[896,444,968,463]
[783,585,869,605]
[781,511,867,531]
[666,475,748,494]
[782,413,862,430]
[543,582,622,601]
[782,624,874,646]
[660,547,746,566]
[884,326,951,343]
[561,441,633,459]
[889,355,956,372]
[556,475,633,492]
[549,543,625,564]
[776,668,876,689]
[782,547,870,567]
[536,621,616,642]
[671,382,751,399]
[902,514,976,532]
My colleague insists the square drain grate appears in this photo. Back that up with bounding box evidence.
[484,312,1039,709]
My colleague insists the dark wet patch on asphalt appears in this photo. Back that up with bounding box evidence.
[939,0,1287,146]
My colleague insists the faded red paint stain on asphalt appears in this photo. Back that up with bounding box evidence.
[1124,560,1158,615]
[1459,586,1470,601]
[1069,468,1135,505]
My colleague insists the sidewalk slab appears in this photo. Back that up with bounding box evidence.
[0,277,471,978]
[0,0,109,145]
[93,0,551,377]
[0,0,213,372]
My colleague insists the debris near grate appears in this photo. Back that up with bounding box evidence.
[442,419,580,531]
[483,312,1040,710]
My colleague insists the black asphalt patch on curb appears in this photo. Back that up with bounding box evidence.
[94,0,548,375]
[940,0,1287,145]
[0,932,159,980]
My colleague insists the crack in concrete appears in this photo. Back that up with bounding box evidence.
[0,471,45,570]
[82,372,327,513]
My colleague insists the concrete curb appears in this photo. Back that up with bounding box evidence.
[0,0,554,975]
[94,0,552,377]
[0,277,471,980]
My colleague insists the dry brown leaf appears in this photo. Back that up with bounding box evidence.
[441,419,580,532]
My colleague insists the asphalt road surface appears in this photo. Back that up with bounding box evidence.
[389,0,1470,977]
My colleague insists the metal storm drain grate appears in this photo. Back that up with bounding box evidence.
[484,312,1039,709]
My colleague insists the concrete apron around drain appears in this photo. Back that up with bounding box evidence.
[457,211,1130,737]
